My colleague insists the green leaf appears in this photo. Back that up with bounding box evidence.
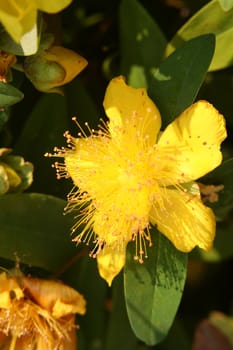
[0,82,24,107]
[120,0,167,87]
[0,109,10,131]
[149,34,215,127]
[14,93,70,195]
[0,193,77,271]
[218,0,233,11]
[124,230,187,345]
[165,0,233,71]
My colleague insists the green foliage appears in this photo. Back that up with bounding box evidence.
[120,0,167,87]
[149,34,215,127]
[0,193,77,271]
[0,82,24,107]
[124,232,187,345]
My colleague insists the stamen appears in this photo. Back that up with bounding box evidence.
[72,117,88,137]
[89,240,106,258]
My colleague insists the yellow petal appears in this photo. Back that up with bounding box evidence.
[0,1,36,43]
[158,101,227,182]
[0,273,24,308]
[43,46,88,87]
[35,0,72,13]
[97,245,126,286]
[103,76,161,145]
[149,187,215,252]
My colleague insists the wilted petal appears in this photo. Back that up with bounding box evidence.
[22,277,86,317]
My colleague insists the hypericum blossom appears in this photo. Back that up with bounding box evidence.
[0,271,86,349]
[49,76,226,286]
[0,0,72,43]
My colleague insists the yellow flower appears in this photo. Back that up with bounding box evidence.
[51,76,226,286]
[0,272,86,349]
[0,0,72,43]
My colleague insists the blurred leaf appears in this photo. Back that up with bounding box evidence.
[0,82,24,107]
[67,256,108,350]
[0,23,38,55]
[193,312,233,350]
[149,34,215,127]
[105,273,137,350]
[194,220,233,262]
[14,93,69,195]
[201,158,233,220]
[124,230,187,345]
[218,0,233,11]
[0,193,77,271]
[64,77,100,129]
[157,318,191,350]
[14,77,100,195]
[0,109,10,131]
[120,0,167,87]
[165,0,233,71]
[210,311,233,345]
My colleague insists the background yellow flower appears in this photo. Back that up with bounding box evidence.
[0,0,72,43]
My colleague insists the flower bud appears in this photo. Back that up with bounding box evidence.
[0,148,33,195]
[24,45,88,93]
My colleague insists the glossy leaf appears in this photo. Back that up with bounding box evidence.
[0,193,77,271]
[124,231,187,345]
[149,34,215,127]
[0,82,24,107]
[120,0,167,87]
[14,92,70,196]
[165,0,233,71]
